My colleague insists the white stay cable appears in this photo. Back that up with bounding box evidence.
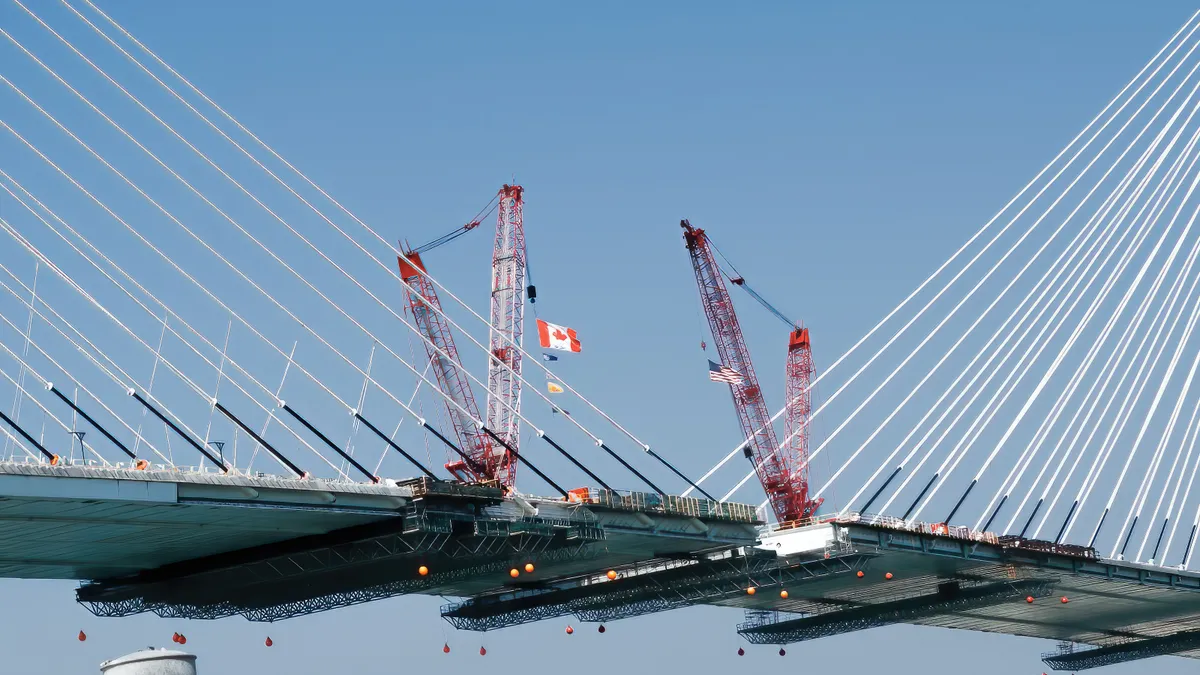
[0,218,349,480]
[1033,133,1200,540]
[0,69,615,472]
[732,43,1200,505]
[1107,290,1200,555]
[1160,402,1200,563]
[1135,384,1200,561]
[826,86,1194,512]
[0,277,170,466]
[0,355,107,464]
[41,0,650,455]
[982,108,1200,531]
[695,15,1200,488]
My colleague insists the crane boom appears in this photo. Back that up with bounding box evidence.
[681,219,808,524]
[398,250,498,484]
[785,327,822,520]
[484,184,526,487]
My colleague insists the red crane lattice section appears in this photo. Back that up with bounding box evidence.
[682,220,807,524]
[398,250,501,484]
[484,185,526,487]
[785,327,822,521]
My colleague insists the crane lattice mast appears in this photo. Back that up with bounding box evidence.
[681,219,808,524]
[484,185,526,487]
[398,250,496,484]
[785,326,822,520]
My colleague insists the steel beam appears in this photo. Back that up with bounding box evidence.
[1042,630,1200,671]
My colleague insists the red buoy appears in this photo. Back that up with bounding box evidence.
[77,631,86,642]
[443,643,450,654]
[1026,596,1035,604]
[598,625,606,634]
[737,648,745,656]
[479,646,487,656]
[178,635,187,645]
[171,633,181,644]
[565,626,574,635]
[265,637,273,647]
[885,572,894,580]
[856,570,864,578]
[1061,597,1070,604]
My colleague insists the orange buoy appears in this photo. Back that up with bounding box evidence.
[178,635,187,645]
[779,648,786,656]
[606,570,617,580]
[598,625,606,634]
[885,572,894,580]
[443,643,451,654]
[265,637,273,647]
[856,570,865,578]
[1061,597,1070,604]
[780,590,789,599]
[525,563,535,573]
[418,565,429,576]
[737,648,745,656]
[1026,596,1035,604]
[509,568,520,578]
[565,625,574,635]
[171,632,181,644]
[746,586,756,595]
[77,631,86,642]
[480,646,487,656]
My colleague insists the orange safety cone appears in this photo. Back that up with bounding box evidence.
[265,637,273,647]
[77,631,86,642]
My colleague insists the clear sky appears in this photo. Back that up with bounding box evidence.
[3,1,1200,673]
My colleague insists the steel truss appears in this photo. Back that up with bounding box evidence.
[442,551,872,631]
[738,578,1056,644]
[1042,630,1200,671]
[78,501,605,621]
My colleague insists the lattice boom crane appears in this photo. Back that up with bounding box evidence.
[484,185,527,487]
[398,250,500,484]
[682,220,818,524]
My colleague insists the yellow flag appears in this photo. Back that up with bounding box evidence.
[547,381,565,394]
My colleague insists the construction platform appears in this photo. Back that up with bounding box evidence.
[442,512,1200,671]
[0,460,760,622]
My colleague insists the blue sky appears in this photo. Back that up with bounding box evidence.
[3,1,1200,673]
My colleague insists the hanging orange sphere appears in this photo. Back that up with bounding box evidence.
[1026,596,1035,604]
[265,637,273,647]
[178,635,187,645]
[780,590,789,599]
[525,563,535,573]
[746,586,756,595]
[856,570,865,578]
[77,631,86,642]
[598,625,606,634]
[171,633,181,644]
[509,568,520,578]
[885,572,894,580]
[443,643,451,654]
[779,648,787,656]
[737,648,745,656]
[565,625,574,635]
[606,570,617,580]
[418,565,429,576]
[1061,597,1070,604]
[480,646,487,656]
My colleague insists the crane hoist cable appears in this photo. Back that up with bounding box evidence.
[706,235,799,329]
[410,196,500,255]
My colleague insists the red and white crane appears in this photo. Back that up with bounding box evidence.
[484,185,527,487]
[682,220,820,524]
[396,184,526,487]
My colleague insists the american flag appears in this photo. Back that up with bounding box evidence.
[708,360,744,385]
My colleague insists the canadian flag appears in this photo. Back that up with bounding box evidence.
[537,319,581,353]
